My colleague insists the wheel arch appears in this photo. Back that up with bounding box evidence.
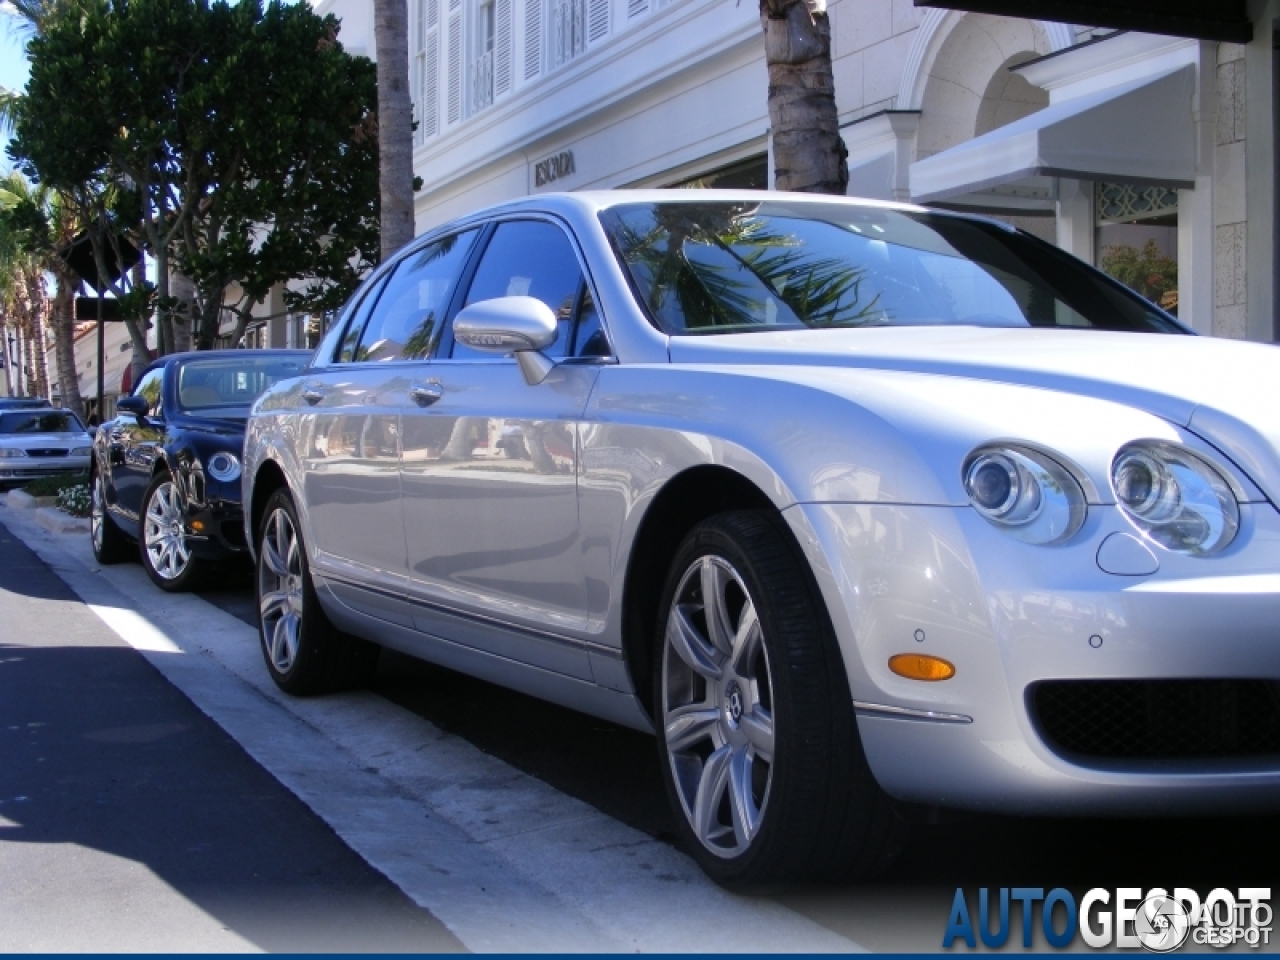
[621,464,823,721]
[248,457,289,560]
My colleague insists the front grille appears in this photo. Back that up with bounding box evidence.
[1031,679,1280,762]
[25,448,69,458]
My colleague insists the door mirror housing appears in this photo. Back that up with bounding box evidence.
[116,394,150,419]
[453,296,558,385]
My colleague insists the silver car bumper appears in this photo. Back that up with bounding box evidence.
[791,501,1280,814]
[0,455,90,483]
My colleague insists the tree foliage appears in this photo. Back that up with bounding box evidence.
[10,0,380,352]
[1100,240,1178,305]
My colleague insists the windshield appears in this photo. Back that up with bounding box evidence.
[0,411,85,434]
[601,201,1184,336]
[177,355,308,414]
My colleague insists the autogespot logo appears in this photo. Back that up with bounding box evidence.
[943,887,1273,951]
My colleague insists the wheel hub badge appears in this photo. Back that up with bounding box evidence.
[726,682,744,724]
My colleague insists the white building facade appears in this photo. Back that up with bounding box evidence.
[318,0,1277,342]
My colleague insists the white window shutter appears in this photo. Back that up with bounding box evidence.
[446,9,462,125]
[523,0,541,81]
[627,0,646,18]
[422,31,439,137]
[587,0,608,43]
[495,0,512,96]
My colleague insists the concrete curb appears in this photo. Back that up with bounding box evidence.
[6,489,57,510]
[35,505,90,535]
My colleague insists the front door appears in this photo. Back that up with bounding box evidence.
[399,218,605,674]
[108,366,166,523]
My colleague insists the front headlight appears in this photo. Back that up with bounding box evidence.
[206,451,242,483]
[1111,441,1238,555]
[70,447,92,457]
[0,448,27,459]
[963,445,1087,545]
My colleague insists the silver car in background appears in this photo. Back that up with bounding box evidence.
[243,190,1280,886]
[0,407,93,485]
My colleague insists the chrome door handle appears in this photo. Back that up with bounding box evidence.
[301,387,325,406]
[408,381,444,407]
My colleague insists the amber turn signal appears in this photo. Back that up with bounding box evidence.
[190,520,205,532]
[889,653,955,681]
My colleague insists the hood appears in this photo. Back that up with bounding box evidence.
[669,327,1280,501]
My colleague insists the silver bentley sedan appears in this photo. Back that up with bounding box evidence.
[243,190,1280,886]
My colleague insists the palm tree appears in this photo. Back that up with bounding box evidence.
[0,176,51,399]
[0,171,82,413]
[373,0,415,259]
[760,0,847,194]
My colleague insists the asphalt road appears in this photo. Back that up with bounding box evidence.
[0,520,461,952]
[4,506,1279,952]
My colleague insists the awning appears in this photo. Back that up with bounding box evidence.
[909,65,1195,205]
[914,0,1250,44]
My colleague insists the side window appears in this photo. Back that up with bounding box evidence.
[352,229,480,362]
[452,220,582,360]
[336,275,390,364]
[571,283,611,357]
[133,369,164,417]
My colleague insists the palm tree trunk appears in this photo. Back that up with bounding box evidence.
[760,0,848,195]
[50,271,84,418]
[374,0,416,260]
[26,273,51,400]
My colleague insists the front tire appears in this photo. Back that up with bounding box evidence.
[90,468,132,565]
[256,488,379,695]
[139,472,205,591]
[654,510,901,887]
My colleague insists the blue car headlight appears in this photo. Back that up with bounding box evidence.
[963,445,1087,545]
[206,451,242,483]
[1111,441,1238,556]
[0,448,27,459]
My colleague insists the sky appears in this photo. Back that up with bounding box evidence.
[1,6,32,170]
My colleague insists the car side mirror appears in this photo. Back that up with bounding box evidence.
[453,296,558,385]
[117,394,150,420]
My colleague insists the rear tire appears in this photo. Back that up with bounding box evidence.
[653,510,901,887]
[256,488,379,695]
[90,468,133,565]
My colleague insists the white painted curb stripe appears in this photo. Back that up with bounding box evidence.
[2,510,863,954]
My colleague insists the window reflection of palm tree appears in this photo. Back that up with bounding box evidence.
[615,205,880,330]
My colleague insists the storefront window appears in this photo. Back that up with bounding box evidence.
[667,155,768,191]
[1096,182,1179,315]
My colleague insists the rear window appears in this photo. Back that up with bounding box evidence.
[0,411,84,434]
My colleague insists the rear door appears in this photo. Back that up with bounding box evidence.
[299,230,481,617]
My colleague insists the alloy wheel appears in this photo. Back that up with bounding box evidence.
[258,506,304,674]
[662,555,775,859]
[143,480,191,580]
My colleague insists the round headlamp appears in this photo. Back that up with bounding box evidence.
[206,451,242,483]
[963,446,1086,545]
[1111,441,1238,555]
